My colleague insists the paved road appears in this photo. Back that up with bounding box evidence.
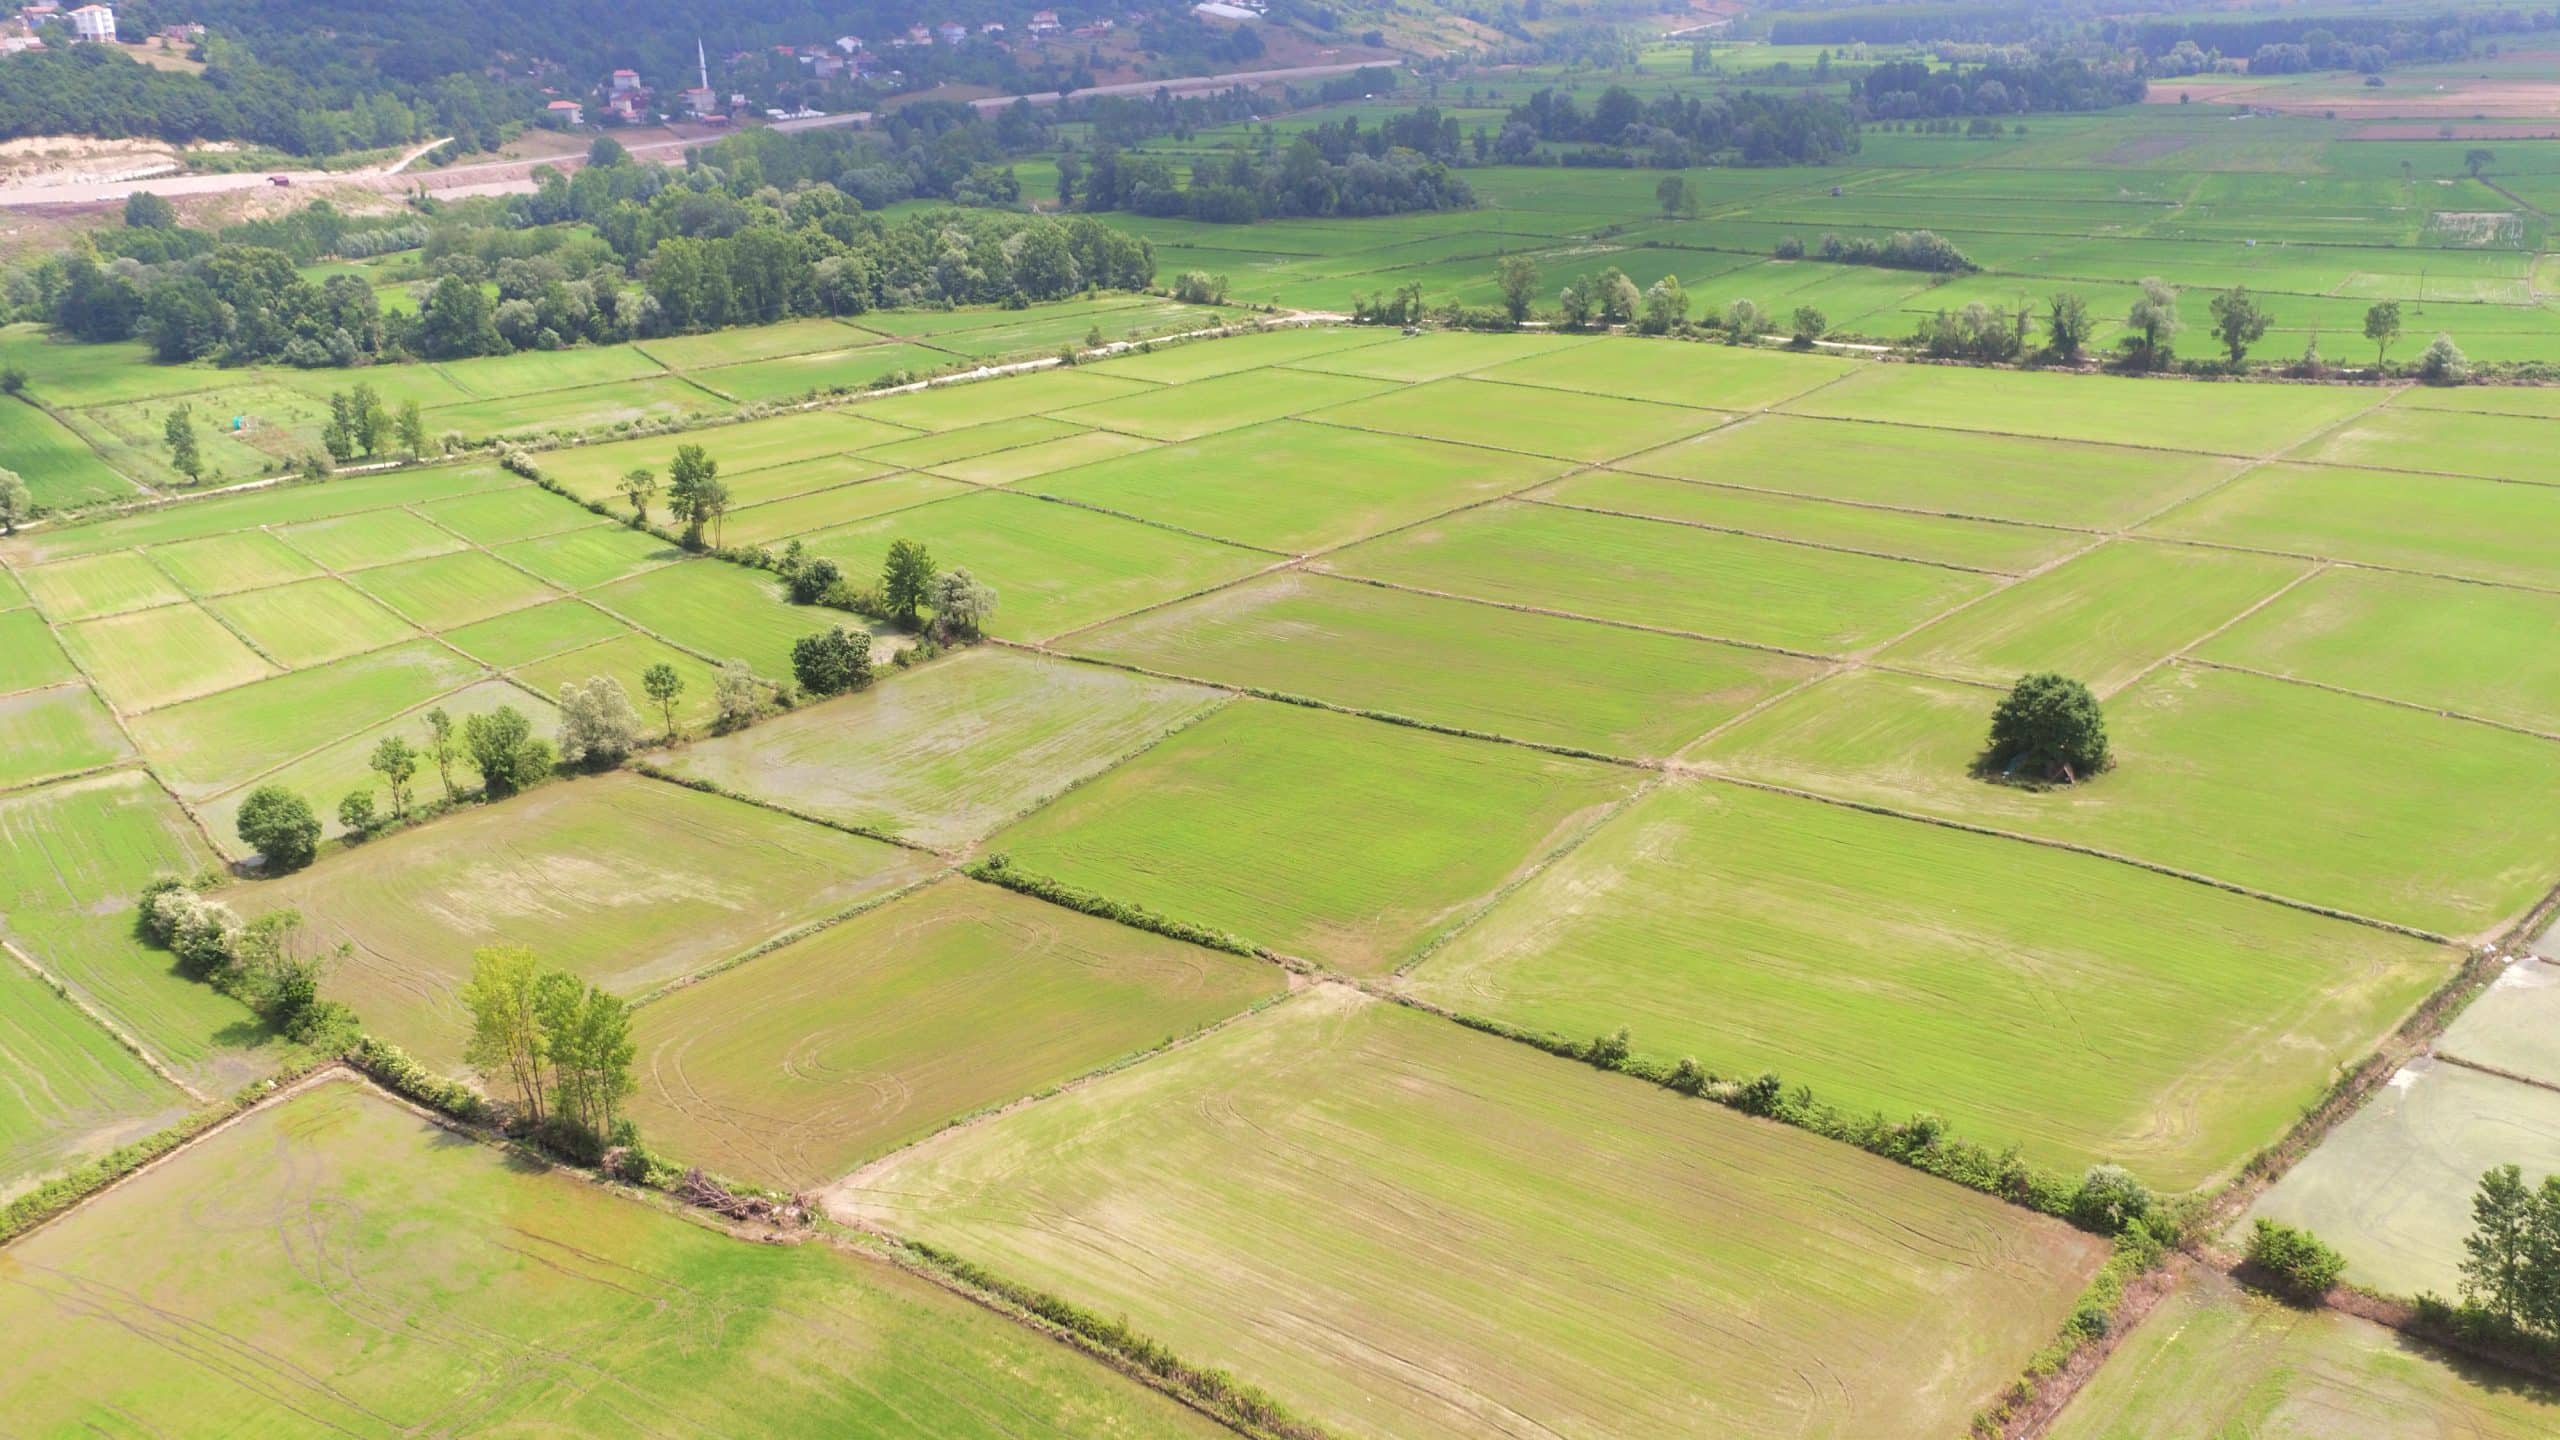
[0,60,1382,207]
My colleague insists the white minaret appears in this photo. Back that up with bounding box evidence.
[697,37,711,91]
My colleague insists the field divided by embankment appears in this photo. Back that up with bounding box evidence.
[8,322,2560,1435]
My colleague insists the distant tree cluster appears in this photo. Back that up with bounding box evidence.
[1497,85,1859,168]
[1855,58,2146,120]
[1079,111,1474,224]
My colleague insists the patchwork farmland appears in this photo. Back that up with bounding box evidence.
[8,310,2560,1435]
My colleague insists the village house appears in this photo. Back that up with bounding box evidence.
[935,20,966,44]
[609,68,640,92]
[546,98,583,125]
[66,2,113,42]
[1027,8,1061,36]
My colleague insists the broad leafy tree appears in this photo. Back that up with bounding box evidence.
[1986,672,2109,783]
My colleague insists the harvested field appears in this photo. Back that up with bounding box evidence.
[633,879,1281,1187]
[847,985,2106,1440]
[0,1078,1231,1436]
[244,772,938,1065]
[660,648,1219,849]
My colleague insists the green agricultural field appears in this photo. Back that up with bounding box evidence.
[633,878,1280,1187]
[245,773,938,1065]
[1785,365,2379,456]
[2199,568,2560,733]
[1311,376,1728,462]
[1537,469,2081,572]
[638,317,873,369]
[1,464,513,565]
[987,700,1637,971]
[1085,324,1394,382]
[2048,1270,2560,1440]
[2290,404,2559,483]
[1697,666,2560,937]
[1069,571,1819,755]
[919,429,1159,486]
[661,648,1218,850]
[1412,781,2447,1189]
[1285,328,1593,382]
[143,530,321,596]
[0,394,135,510]
[1027,420,1568,553]
[0,1078,1230,1437]
[57,603,277,712]
[276,507,467,571]
[203,577,418,668]
[0,958,183,1196]
[854,368,1157,431]
[413,485,605,545]
[129,640,481,800]
[347,548,561,629]
[1051,366,1395,442]
[0,607,78,690]
[856,415,1084,468]
[431,343,672,397]
[0,771,271,1090]
[1880,540,2310,692]
[2144,462,2560,590]
[2247,1059,2560,1299]
[425,374,723,440]
[514,632,722,730]
[798,491,1270,642]
[712,455,895,508]
[586,560,838,679]
[438,598,628,670]
[848,985,2104,1440]
[689,341,958,404]
[495,524,684,591]
[714,473,972,547]
[1472,335,1854,410]
[19,550,186,622]
[533,410,900,501]
[1325,499,1994,653]
[0,684,131,789]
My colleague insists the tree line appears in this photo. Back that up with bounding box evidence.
[1493,85,1860,168]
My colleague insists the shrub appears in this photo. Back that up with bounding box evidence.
[2070,1164,2154,1234]
[711,660,766,732]
[1584,1026,1631,1067]
[236,785,321,871]
[792,626,874,696]
[1736,1071,1784,1115]
[786,556,842,605]
[2247,1218,2345,1301]
[1985,672,2108,783]
[2418,333,2468,384]
[336,789,378,835]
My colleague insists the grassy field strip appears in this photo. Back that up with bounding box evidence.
[3,1075,1238,1436]
[1686,762,2456,944]
[846,984,2105,1440]
[0,934,206,1106]
[1520,493,2016,576]
[2183,654,2560,745]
